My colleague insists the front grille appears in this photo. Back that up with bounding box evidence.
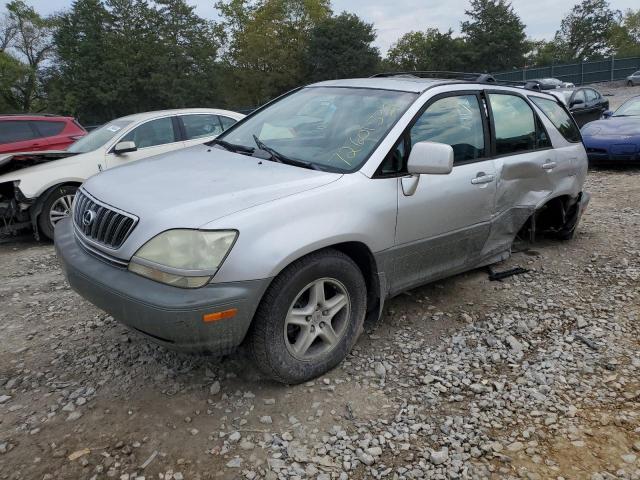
[73,189,138,249]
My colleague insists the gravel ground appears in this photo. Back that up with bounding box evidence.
[1,87,640,480]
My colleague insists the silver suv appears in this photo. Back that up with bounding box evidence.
[56,74,590,384]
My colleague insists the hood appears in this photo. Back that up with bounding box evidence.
[0,150,88,183]
[581,117,640,137]
[82,144,341,233]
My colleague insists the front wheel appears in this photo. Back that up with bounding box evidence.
[248,249,367,384]
[38,185,78,240]
[628,80,634,87]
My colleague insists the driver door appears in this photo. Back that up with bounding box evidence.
[105,116,184,168]
[390,92,496,293]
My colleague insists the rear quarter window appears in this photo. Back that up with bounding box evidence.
[529,96,581,143]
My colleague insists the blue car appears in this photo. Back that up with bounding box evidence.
[581,95,640,164]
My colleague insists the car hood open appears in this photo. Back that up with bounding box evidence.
[582,117,640,136]
[82,144,342,237]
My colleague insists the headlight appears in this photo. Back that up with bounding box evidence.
[128,229,237,288]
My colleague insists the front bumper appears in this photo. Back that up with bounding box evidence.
[54,218,270,354]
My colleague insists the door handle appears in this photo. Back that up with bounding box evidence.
[542,161,557,170]
[471,174,495,185]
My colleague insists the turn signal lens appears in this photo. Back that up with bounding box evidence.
[203,308,238,323]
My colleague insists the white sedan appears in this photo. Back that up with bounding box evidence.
[0,108,244,239]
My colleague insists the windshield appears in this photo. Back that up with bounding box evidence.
[614,97,640,117]
[68,120,133,153]
[218,87,417,173]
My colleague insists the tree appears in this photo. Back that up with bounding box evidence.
[609,9,640,57]
[2,0,54,111]
[555,0,620,60]
[306,12,379,81]
[216,0,332,106]
[49,0,224,124]
[386,29,465,71]
[461,0,527,72]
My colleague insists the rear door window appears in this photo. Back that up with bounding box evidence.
[530,96,581,143]
[488,94,537,155]
[181,114,224,140]
[0,120,38,144]
[33,120,66,137]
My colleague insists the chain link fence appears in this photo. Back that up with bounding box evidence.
[494,56,640,85]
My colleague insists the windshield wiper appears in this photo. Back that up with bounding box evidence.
[252,135,320,171]
[208,138,255,154]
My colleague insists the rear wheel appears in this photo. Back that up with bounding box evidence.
[248,249,367,384]
[38,185,78,240]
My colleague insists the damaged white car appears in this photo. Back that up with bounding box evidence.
[0,108,243,239]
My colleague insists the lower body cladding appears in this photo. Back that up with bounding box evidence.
[54,218,271,354]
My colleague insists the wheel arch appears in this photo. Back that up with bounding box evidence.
[519,193,582,240]
[246,240,384,340]
[31,181,82,239]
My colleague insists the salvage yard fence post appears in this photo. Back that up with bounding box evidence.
[494,55,640,86]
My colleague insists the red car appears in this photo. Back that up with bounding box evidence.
[0,114,87,154]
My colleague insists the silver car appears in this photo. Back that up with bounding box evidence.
[628,71,640,87]
[55,76,590,384]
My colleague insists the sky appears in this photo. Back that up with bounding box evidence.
[8,0,640,53]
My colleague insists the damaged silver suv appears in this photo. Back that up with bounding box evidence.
[56,73,589,384]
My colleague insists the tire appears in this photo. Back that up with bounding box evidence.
[628,81,634,87]
[38,185,78,240]
[248,249,367,384]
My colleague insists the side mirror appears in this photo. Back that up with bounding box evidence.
[570,99,585,108]
[113,141,137,155]
[407,141,454,175]
[602,110,613,118]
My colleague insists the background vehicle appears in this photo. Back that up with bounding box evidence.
[0,114,86,154]
[56,73,589,384]
[627,71,640,86]
[0,108,244,239]
[582,95,640,163]
[550,87,609,127]
[530,78,575,90]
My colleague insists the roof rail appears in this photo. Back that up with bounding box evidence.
[371,71,496,82]
[370,71,543,91]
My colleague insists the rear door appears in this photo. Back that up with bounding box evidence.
[392,92,497,292]
[31,120,72,150]
[0,120,41,153]
[482,91,556,257]
[104,116,184,168]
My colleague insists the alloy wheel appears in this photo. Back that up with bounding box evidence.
[284,277,350,360]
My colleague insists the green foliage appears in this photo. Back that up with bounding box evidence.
[386,29,466,71]
[47,0,223,124]
[216,0,332,106]
[461,0,527,72]
[1,0,54,111]
[554,0,620,60]
[609,9,640,57]
[306,12,380,81]
[0,50,27,111]
[1,0,639,120]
